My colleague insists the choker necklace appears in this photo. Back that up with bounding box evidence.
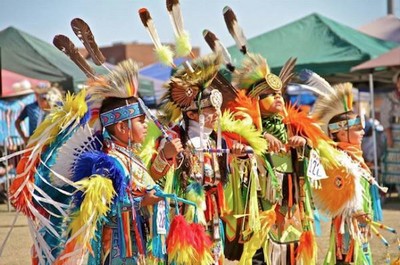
[112,143,147,171]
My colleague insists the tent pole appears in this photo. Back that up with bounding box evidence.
[369,72,379,182]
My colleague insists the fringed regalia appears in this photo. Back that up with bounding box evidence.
[227,53,320,265]
[8,18,169,265]
[300,73,397,264]
[304,81,376,264]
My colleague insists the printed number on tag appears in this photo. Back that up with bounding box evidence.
[156,200,167,234]
[307,150,327,180]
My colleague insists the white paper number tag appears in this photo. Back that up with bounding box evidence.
[307,149,327,181]
[156,200,167,235]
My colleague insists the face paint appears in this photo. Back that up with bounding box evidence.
[259,95,275,113]
[259,93,284,115]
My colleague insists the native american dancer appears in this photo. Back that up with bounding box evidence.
[138,3,268,264]
[7,18,191,265]
[300,73,394,264]
[147,52,270,264]
[201,7,321,264]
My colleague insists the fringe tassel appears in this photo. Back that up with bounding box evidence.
[185,182,206,225]
[217,110,222,156]
[247,163,260,233]
[370,185,383,221]
[296,230,317,264]
[239,209,276,265]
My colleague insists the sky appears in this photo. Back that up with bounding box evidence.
[1,0,400,55]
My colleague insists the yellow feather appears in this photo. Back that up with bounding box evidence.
[28,90,88,147]
[219,111,268,156]
[175,33,191,57]
[316,140,340,170]
[69,175,115,241]
[155,45,174,66]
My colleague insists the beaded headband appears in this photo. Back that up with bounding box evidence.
[100,102,144,127]
[328,116,362,134]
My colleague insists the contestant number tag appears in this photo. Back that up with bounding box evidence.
[307,150,327,180]
[157,200,167,234]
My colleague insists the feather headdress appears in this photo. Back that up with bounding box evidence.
[160,53,223,123]
[312,83,354,133]
[9,18,156,265]
[222,6,297,97]
[233,53,295,99]
[139,3,227,123]
[299,70,356,134]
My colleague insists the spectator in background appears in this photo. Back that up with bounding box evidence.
[15,82,62,144]
[380,71,400,148]
[361,118,386,169]
[0,149,14,203]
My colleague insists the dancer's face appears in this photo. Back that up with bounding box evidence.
[259,91,284,115]
[187,106,219,129]
[114,115,148,144]
[336,116,365,146]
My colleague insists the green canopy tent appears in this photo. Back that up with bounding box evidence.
[227,13,399,83]
[0,26,107,95]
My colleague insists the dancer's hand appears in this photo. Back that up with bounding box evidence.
[264,133,283,153]
[231,142,246,157]
[141,189,162,207]
[288,136,306,148]
[163,138,183,160]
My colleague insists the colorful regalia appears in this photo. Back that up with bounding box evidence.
[300,72,391,264]
[202,7,325,264]
[8,18,170,265]
[230,51,320,265]
[147,51,269,264]
[138,3,268,263]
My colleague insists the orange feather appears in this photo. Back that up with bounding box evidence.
[283,103,331,147]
